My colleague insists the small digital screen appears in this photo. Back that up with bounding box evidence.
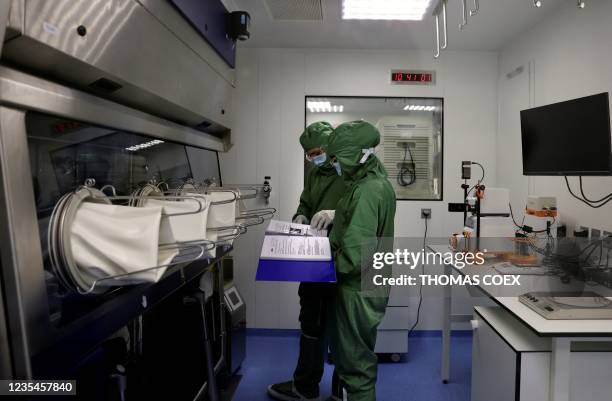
[229,291,240,305]
[391,71,434,84]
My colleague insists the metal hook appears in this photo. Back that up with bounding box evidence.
[212,185,260,200]
[156,182,170,192]
[77,243,209,295]
[434,14,441,59]
[237,216,265,228]
[441,0,448,50]
[208,224,243,233]
[203,189,239,205]
[100,185,118,197]
[470,0,479,16]
[459,0,468,29]
[98,194,209,217]
[237,207,277,219]
[234,186,259,200]
[211,226,243,241]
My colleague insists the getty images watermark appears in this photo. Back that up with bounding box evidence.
[356,237,539,296]
[358,236,612,298]
[370,248,520,287]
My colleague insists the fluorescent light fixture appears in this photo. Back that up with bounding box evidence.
[577,0,585,8]
[533,0,542,7]
[125,139,164,152]
[342,0,432,21]
[307,101,345,113]
[307,101,331,112]
[403,105,436,111]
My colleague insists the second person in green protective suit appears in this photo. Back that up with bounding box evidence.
[326,121,396,401]
[268,121,346,401]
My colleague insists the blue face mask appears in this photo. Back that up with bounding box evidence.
[312,153,327,167]
[332,161,342,176]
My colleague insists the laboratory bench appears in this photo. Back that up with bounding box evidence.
[428,244,612,401]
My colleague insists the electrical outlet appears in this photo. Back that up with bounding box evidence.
[421,208,431,219]
[574,226,589,238]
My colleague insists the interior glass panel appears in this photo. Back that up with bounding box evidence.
[305,96,444,201]
[25,111,221,326]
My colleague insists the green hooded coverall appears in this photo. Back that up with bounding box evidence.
[292,122,346,398]
[326,121,396,401]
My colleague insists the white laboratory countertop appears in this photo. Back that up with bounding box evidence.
[474,306,552,352]
[427,244,612,337]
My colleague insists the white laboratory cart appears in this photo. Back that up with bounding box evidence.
[471,306,612,401]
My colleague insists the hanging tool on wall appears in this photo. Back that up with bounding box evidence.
[397,141,417,187]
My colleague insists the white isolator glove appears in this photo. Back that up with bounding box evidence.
[293,215,309,224]
[310,210,335,231]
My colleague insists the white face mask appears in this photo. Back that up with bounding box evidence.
[332,161,342,176]
[312,153,328,167]
[360,148,375,164]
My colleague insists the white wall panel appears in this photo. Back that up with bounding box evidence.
[497,0,612,233]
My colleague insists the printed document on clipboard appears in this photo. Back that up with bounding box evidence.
[260,235,332,262]
[257,228,336,283]
[265,219,327,237]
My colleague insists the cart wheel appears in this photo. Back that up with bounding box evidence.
[391,353,401,362]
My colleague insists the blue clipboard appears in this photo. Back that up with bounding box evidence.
[256,259,336,283]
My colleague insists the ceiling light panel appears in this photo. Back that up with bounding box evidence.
[307,100,344,113]
[125,139,164,152]
[403,105,436,111]
[342,0,433,21]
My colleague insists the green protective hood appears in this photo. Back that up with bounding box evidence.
[300,121,334,152]
[327,120,386,180]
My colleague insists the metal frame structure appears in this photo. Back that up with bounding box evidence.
[0,0,14,380]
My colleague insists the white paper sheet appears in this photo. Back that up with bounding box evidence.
[260,235,332,261]
[266,219,327,237]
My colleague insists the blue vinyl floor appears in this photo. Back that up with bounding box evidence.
[232,331,472,401]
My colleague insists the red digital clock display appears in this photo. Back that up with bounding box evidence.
[390,71,435,85]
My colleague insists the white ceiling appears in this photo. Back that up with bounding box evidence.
[233,0,566,51]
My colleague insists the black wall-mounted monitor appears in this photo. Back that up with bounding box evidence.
[520,93,612,176]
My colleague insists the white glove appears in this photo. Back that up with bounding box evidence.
[293,215,309,224]
[310,210,335,231]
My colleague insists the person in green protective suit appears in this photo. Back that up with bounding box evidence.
[326,121,396,401]
[268,121,346,401]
